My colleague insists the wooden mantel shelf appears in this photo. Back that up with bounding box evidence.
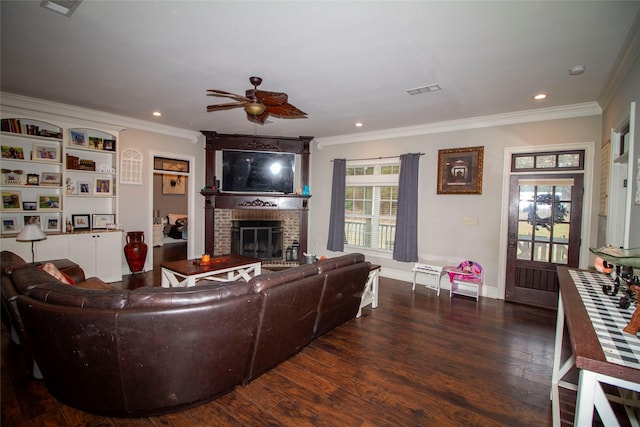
[200,191,311,210]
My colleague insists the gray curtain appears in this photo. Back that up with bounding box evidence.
[327,158,346,251]
[393,153,421,262]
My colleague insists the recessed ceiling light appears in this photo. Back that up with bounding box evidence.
[534,93,547,100]
[153,111,162,117]
[355,122,363,127]
[569,65,586,76]
[40,0,83,17]
[406,84,441,96]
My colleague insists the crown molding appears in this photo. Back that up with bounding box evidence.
[315,102,602,148]
[599,11,640,110]
[0,92,201,143]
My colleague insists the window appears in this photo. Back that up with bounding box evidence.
[345,161,399,252]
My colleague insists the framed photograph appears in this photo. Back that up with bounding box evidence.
[94,177,112,195]
[44,216,60,232]
[163,174,186,195]
[23,215,41,227]
[103,139,116,151]
[1,146,25,159]
[78,181,92,195]
[27,173,39,185]
[72,214,90,230]
[1,216,19,234]
[22,201,37,210]
[32,144,59,162]
[38,194,61,210]
[3,169,24,185]
[92,214,115,230]
[437,146,484,195]
[40,172,61,186]
[89,136,103,151]
[1,191,22,210]
[69,129,87,148]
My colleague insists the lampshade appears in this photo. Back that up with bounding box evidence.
[244,102,267,116]
[16,223,47,242]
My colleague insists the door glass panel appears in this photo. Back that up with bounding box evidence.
[556,185,572,200]
[558,154,580,168]
[518,220,533,239]
[533,242,549,262]
[552,223,569,243]
[535,226,551,242]
[552,244,569,264]
[557,202,571,222]
[536,155,556,168]
[518,200,532,220]
[517,241,532,260]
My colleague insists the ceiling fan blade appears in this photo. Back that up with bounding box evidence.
[206,102,246,112]
[255,90,288,106]
[246,110,269,125]
[266,103,307,118]
[206,89,250,103]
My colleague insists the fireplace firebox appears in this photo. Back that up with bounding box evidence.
[231,221,283,261]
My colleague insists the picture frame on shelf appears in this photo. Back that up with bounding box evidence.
[40,172,61,186]
[94,177,112,195]
[92,214,115,230]
[103,139,116,151]
[69,129,88,148]
[89,136,103,151]
[78,181,92,195]
[44,216,60,232]
[437,146,484,195]
[2,169,24,185]
[37,194,60,210]
[23,215,41,228]
[22,201,37,210]
[72,214,90,230]
[32,144,60,162]
[1,191,22,210]
[1,216,19,234]
[26,173,39,185]
[1,146,25,159]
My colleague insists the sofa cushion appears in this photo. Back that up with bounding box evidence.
[40,262,75,285]
[315,253,365,273]
[249,263,319,293]
[10,267,128,309]
[127,282,251,307]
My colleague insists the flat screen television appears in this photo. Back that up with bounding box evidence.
[222,149,295,193]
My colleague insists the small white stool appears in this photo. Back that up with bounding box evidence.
[412,263,444,296]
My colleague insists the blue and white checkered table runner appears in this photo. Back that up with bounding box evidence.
[569,269,640,370]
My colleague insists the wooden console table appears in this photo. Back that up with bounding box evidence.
[553,267,640,426]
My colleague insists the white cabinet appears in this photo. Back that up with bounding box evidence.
[0,234,68,263]
[67,231,122,283]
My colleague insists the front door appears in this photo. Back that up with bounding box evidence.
[505,173,584,308]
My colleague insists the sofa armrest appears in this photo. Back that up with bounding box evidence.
[58,266,86,284]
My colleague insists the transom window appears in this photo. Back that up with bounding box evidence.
[345,161,399,252]
[511,150,584,172]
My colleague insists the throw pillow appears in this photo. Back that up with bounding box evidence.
[39,262,75,285]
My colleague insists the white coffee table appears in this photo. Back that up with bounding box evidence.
[160,254,262,287]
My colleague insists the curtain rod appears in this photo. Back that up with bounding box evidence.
[331,153,425,162]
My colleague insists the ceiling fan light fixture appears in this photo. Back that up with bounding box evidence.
[244,102,267,116]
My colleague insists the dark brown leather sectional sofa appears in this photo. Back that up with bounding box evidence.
[1,250,370,417]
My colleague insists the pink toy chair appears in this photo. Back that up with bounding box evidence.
[447,260,483,301]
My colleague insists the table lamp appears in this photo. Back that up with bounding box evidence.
[16,223,47,264]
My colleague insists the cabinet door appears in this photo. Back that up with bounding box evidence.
[95,231,122,283]
[1,234,68,263]
[67,234,97,278]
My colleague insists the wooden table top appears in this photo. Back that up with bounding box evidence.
[160,254,262,276]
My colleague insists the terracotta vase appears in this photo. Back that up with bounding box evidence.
[124,231,147,273]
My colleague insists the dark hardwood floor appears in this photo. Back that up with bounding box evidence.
[3,246,569,426]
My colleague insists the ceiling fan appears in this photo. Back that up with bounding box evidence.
[206,76,307,124]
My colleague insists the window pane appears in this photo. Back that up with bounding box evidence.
[345,217,371,247]
[517,241,532,260]
[533,243,549,262]
[381,165,399,175]
[552,244,569,264]
[552,223,569,243]
[377,219,395,250]
[558,154,580,168]
[536,155,556,168]
[517,220,533,239]
[515,156,534,169]
[555,185,572,201]
[346,166,374,176]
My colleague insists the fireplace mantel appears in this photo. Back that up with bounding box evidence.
[200,132,314,261]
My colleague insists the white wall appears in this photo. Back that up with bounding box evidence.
[309,115,602,298]
[119,128,205,272]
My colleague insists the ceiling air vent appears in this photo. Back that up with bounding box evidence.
[40,0,83,17]
[406,84,441,96]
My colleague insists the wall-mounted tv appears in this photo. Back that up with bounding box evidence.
[222,150,295,193]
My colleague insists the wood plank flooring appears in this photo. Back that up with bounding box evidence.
[1,273,563,426]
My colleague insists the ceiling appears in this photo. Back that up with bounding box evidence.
[1,1,639,141]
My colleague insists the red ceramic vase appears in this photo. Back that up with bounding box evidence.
[124,231,147,273]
